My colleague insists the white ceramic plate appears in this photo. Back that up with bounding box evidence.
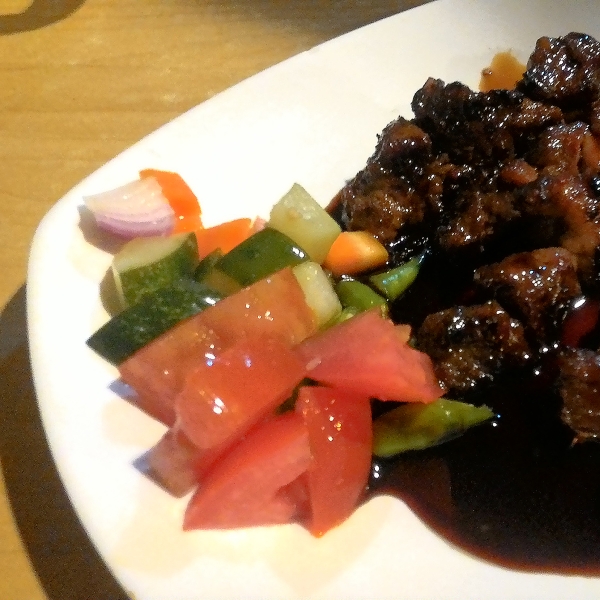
[27,0,600,598]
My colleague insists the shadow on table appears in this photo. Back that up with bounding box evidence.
[0,0,87,35]
[210,0,433,39]
[0,286,129,600]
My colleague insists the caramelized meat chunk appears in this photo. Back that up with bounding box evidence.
[337,117,435,255]
[339,174,428,245]
[334,32,600,404]
[557,348,600,442]
[415,301,531,395]
[437,189,519,252]
[529,122,590,176]
[412,79,510,166]
[518,33,600,110]
[371,116,433,174]
[519,174,600,285]
[413,79,561,169]
[474,247,581,344]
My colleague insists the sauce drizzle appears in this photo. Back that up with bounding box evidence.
[480,51,526,92]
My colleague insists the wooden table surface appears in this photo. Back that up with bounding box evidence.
[0,1,433,598]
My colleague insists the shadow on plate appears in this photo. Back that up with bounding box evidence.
[0,286,129,600]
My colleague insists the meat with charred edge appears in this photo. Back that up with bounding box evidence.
[334,32,600,443]
[415,301,531,396]
[474,247,581,345]
[557,348,600,443]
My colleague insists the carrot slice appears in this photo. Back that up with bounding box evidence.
[140,169,203,233]
[323,230,389,277]
[195,218,253,258]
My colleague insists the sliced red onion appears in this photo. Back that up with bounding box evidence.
[83,177,175,238]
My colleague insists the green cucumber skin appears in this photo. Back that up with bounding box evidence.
[87,279,223,365]
[216,227,308,287]
[193,248,223,282]
[119,233,199,307]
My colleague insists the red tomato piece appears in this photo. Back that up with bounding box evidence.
[137,426,229,497]
[183,412,311,530]
[119,323,223,426]
[119,267,317,426]
[296,385,372,537]
[176,334,307,450]
[296,309,443,403]
[198,266,317,346]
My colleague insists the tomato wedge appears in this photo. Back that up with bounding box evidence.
[119,267,317,426]
[119,323,223,426]
[176,334,306,450]
[183,412,311,530]
[296,385,373,536]
[137,426,229,497]
[296,309,443,403]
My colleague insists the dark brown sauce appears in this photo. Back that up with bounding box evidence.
[480,51,526,92]
[367,387,600,574]
[367,278,600,575]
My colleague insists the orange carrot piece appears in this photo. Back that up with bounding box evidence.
[195,218,254,258]
[140,169,203,233]
[323,231,389,277]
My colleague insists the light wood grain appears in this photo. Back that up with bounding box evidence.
[0,1,431,598]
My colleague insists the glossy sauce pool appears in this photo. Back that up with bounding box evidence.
[360,245,600,575]
[367,372,600,575]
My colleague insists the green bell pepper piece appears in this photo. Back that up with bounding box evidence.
[369,255,423,301]
[372,398,495,458]
[335,279,388,316]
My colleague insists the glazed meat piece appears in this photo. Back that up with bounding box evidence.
[437,189,519,252]
[339,174,428,246]
[474,247,581,344]
[518,33,600,111]
[337,116,434,252]
[370,116,433,174]
[415,301,531,395]
[529,122,591,176]
[518,174,600,285]
[557,348,600,442]
[412,79,561,170]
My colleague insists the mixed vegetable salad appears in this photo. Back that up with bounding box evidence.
[84,169,493,537]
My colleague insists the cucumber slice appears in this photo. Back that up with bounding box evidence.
[269,183,341,264]
[193,248,223,282]
[292,261,341,328]
[194,249,242,296]
[113,232,199,309]
[215,227,308,287]
[87,279,223,365]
